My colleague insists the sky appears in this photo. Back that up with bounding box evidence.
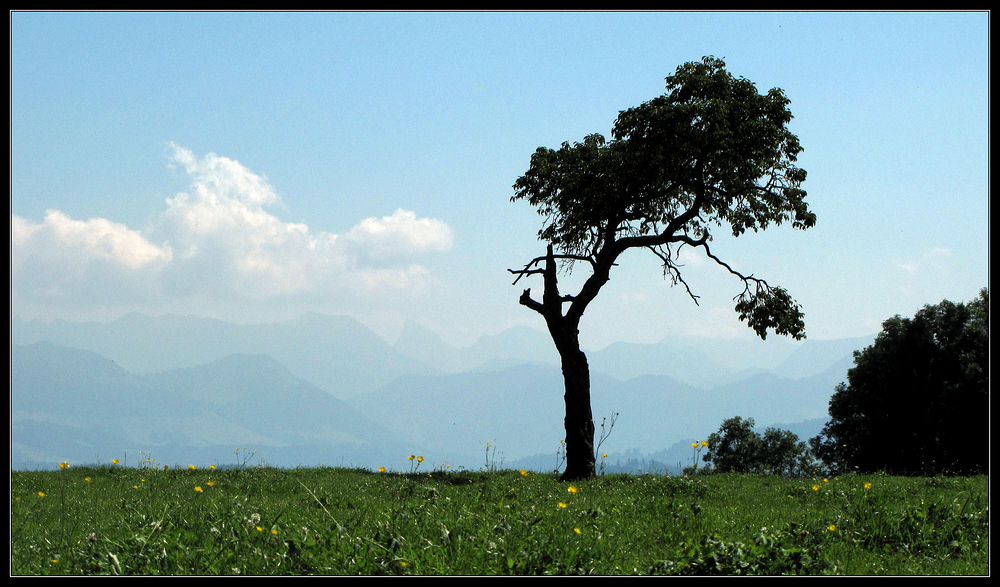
[10,11,990,351]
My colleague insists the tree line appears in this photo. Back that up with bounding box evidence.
[699,289,988,477]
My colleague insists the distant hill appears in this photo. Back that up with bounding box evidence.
[11,313,875,472]
[11,313,434,399]
[11,342,418,470]
[347,352,855,467]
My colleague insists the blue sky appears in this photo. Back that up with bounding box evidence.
[11,11,989,350]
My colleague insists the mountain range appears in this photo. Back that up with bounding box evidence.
[10,313,875,472]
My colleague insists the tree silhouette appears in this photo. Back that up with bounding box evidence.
[509,57,816,481]
[810,289,989,475]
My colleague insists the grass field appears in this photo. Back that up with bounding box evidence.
[11,462,989,575]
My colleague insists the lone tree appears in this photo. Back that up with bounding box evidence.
[810,289,989,475]
[509,57,816,481]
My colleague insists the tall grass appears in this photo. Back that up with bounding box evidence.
[11,464,988,575]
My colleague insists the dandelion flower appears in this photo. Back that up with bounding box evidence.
[59,462,69,469]
[207,481,215,487]
[823,478,829,483]
[379,466,386,473]
[37,491,46,497]
[256,526,263,532]
[85,477,92,482]
[195,486,203,493]
[828,525,836,532]
[558,502,568,509]
[210,464,216,469]
[568,486,578,494]
[520,469,529,477]
[271,528,278,535]
[574,528,582,535]
[864,482,872,490]
[112,459,119,465]
[812,485,820,491]
[189,465,196,470]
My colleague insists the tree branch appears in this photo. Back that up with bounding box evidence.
[508,252,597,285]
[517,288,545,315]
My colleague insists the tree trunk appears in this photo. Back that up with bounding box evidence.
[551,328,596,481]
[515,244,602,482]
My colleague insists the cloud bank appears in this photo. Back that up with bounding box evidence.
[11,144,454,318]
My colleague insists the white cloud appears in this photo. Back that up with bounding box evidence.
[11,144,454,317]
[11,210,173,270]
[343,208,454,263]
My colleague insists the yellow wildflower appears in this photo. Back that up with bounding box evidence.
[558,502,568,508]
[864,482,872,490]
[379,466,386,473]
[812,485,820,491]
[38,491,46,497]
[574,528,582,535]
[520,469,529,477]
[112,459,119,465]
[59,462,69,469]
[568,486,578,494]
[195,486,203,493]
[85,477,92,482]
[189,465,196,470]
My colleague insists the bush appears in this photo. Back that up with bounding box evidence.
[703,416,815,477]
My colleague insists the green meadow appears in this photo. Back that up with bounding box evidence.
[11,463,988,575]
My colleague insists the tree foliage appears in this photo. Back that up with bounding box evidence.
[512,56,814,341]
[703,416,814,477]
[509,57,815,480]
[810,289,989,475]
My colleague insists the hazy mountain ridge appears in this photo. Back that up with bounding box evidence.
[12,313,436,399]
[11,314,874,471]
[11,341,412,469]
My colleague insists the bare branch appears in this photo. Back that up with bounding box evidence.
[508,252,597,285]
[646,244,701,305]
[517,288,545,314]
[508,267,544,286]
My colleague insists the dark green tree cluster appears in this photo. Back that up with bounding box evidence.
[702,416,815,477]
[810,289,989,475]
